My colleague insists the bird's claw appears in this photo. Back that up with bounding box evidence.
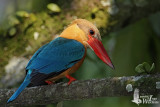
[65,75,76,85]
[45,80,54,85]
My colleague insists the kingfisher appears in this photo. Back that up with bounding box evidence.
[7,19,114,103]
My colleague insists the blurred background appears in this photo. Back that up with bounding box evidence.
[0,0,160,107]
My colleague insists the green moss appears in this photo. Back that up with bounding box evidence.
[0,9,73,74]
[0,1,112,76]
[133,76,160,89]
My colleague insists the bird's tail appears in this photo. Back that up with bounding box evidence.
[7,70,32,103]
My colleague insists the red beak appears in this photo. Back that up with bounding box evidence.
[87,35,114,69]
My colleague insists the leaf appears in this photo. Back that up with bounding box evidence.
[9,27,16,36]
[16,11,30,17]
[148,63,155,73]
[8,16,20,26]
[142,62,150,72]
[135,64,145,73]
[92,7,99,13]
[47,3,61,12]
[135,62,155,74]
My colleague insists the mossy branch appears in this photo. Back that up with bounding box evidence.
[56,0,160,34]
[0,74,160,106]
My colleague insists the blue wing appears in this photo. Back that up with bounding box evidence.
[26,37,85,85]
[7,37,85,103]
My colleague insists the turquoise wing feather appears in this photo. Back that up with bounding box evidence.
[7,37,85,103]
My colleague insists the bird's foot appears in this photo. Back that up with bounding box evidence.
[65,75,76,85]
[45,80,54,85]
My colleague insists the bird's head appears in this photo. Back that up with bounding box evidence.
[60,19,114,69]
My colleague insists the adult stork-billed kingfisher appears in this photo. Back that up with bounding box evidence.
[7,19,114,103]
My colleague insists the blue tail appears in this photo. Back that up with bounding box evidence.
[7,70,32,103]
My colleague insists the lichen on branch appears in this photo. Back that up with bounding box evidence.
[0,74,160,106]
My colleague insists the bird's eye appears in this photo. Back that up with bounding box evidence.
[89,29,95,36]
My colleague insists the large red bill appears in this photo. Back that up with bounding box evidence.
[87,35,114,69]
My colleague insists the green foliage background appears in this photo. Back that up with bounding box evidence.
[0,0,160,107]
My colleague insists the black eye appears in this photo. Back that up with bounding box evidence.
[89,29,95,35]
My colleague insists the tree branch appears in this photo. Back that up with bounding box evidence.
[57,0,160,34]
[0,74,160,106]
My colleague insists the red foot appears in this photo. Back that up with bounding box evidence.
[45,80,54,85]
[65,75,76,85]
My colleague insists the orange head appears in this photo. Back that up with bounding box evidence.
[60,19,114,69]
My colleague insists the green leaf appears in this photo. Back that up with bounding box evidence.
[47,3,61,12]
[8,16,20,26]
[92,7,99,13]
[135,64,145,73]
[135,62,155,74]
[16,11,30,17]
[148,63,155,73]
[142,62,150,72]
[9,27,16,36]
